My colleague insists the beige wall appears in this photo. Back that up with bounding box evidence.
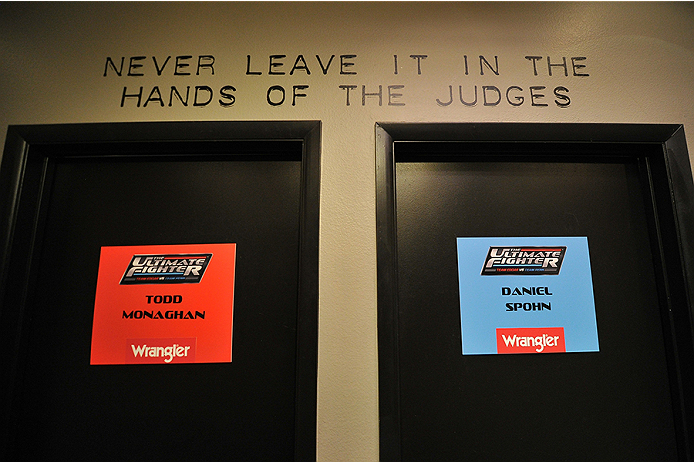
[1,2,693,460]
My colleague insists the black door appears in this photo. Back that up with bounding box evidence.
[377,125,694,462]
[1,123,320,461]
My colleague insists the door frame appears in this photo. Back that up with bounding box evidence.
[0,120,320,460]
[376,122,694,461]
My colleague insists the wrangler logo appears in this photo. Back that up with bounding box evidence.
[126,338,197,364]
[496,327,565,354]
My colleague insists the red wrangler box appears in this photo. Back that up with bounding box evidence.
[496,327,566,354]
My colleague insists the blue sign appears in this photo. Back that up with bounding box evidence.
[457,237,599,355]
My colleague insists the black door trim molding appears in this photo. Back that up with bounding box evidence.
[0,120,320,461]
[376,122,694,461]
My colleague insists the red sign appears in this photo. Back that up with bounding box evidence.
[90,244,236,365]
[496,327,566,354]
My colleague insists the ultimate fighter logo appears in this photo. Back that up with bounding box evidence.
[120,253,212,284]
[481,246,566,275]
